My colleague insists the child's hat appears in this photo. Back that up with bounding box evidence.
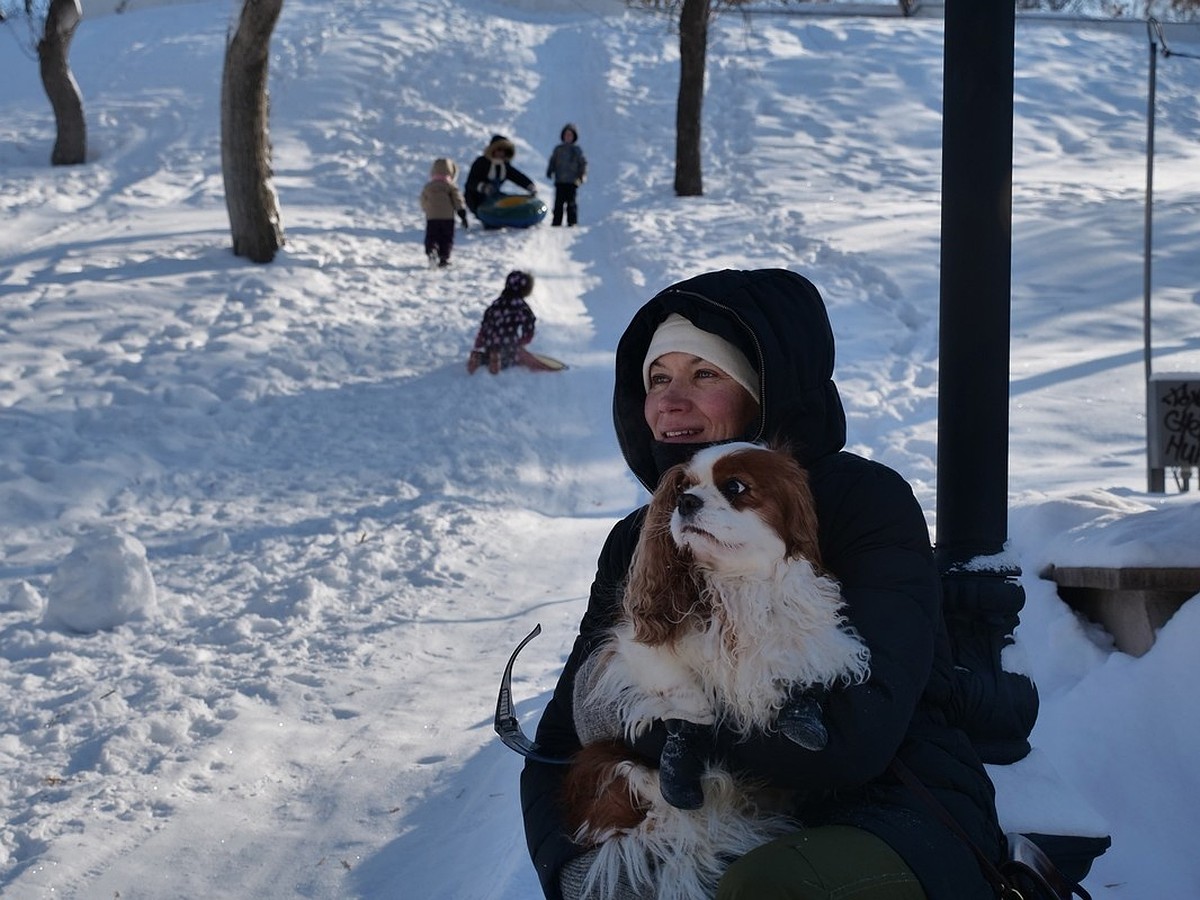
[430,158,458,179]
[504,270,534,297]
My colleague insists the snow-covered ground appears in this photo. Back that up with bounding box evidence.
[2,0,1199,896]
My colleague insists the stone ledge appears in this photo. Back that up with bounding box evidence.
[1042,565,1200,656]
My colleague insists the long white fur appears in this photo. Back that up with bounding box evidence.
[579,765,796,900]
[575,444,871,900]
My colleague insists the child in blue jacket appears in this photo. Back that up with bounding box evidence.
[545,124,587,227]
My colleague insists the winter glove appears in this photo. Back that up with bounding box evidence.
[776,687,830,751]
[657,719,711,810]
[626,718,668,766]
[458,209,469,228]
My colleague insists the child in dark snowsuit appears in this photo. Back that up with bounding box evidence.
[468,271,538,375]
[420,157,469,267]
[545,123,587,227]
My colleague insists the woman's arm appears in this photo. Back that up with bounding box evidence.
[506,162,536,193]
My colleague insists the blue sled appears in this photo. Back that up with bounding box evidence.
[476,193,548,229]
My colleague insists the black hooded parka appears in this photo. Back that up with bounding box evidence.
[520,269,1004,900]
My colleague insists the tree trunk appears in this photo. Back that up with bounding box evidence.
[221,0,285,264]
[38,0,86,166]
[674,0,708,197]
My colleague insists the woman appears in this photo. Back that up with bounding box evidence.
[464,134,537,220]
[519,269,1004,900]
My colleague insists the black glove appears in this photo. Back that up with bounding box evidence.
[776,688,829,751]
[458,209,469,228]
[627,718,668,766]
[658,719,711,810]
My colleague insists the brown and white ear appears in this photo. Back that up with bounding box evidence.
[623,464,703,645]
[779,455,823,569]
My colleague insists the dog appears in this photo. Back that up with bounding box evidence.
[561,442,871,900]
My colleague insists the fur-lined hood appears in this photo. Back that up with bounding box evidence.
[483,134,516,158]
[429,157,458,180]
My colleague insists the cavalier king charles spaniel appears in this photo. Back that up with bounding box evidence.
[562,442,871,900]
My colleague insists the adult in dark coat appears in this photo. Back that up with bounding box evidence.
[519,269,1004,900]
[464,134,537,218]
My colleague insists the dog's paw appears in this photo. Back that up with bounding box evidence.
[658,686,716,724]
[777,693,829,751]
[626,689,714,728]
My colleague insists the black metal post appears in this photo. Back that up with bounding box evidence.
[935,0,1036,765]
[936,0,1016,568]
[1145,24,1165,493]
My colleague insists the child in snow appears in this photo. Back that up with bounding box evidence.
[545,123,587,226]
[467,270,539,374]
[420,157,469,268]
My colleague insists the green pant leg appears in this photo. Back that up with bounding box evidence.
[716,825,927,900]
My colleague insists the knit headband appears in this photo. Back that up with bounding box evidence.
[642,313,760,403]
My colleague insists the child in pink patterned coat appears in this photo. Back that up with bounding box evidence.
[468,271,538,374]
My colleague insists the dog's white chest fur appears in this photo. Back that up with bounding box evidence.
[597,559,868,736]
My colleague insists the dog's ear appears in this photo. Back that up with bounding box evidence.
[777,454,823,568]
[623,463,704,645]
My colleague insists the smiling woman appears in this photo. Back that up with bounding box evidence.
[519,269,1006,900]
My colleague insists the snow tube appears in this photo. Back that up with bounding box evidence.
[476,193,548,228]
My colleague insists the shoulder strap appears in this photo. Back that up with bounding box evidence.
[889,758,1091,900]
[889,758,1013,897]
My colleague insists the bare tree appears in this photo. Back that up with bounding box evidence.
[221,0,285,263]
[674,0,709,196]
[635,0,736,197]
[38,0,87,165]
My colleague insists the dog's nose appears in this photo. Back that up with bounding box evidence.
[677,492,703,518]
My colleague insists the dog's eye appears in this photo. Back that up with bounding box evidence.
[720,478,749,501]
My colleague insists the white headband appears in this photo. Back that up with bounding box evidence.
[642,314,760,404]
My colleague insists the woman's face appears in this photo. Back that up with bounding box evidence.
[644,352,759,443]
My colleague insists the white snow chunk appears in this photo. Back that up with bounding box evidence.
[5,580,45,613]
[45,528,159,633]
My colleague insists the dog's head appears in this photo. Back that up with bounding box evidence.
[624,443,822,644]
[668,443,821,575]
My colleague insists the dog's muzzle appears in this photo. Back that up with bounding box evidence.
[677,492,703,518]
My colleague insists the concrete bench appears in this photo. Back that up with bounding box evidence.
[1042,565,1200,656]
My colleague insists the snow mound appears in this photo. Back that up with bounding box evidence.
[45,528,159,633]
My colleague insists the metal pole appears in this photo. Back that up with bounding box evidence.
[935,0,1016,568]
[1145,21,1165,493]
[935,0,1037,765]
